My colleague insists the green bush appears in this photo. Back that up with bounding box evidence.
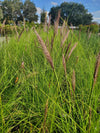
[79,24,89,32]
[0,24,24,36]
[79,24,99,33]
[90,24,99,33]
[0,25,13,35]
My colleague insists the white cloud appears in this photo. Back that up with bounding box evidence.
[92,10,100,23]
[36,7,43,15]
[93,18,100,20]
[51,1,58,6]
[92,10,100,17]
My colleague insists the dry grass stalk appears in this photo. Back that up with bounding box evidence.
[1,19,6,34]
[51,35,55,51]
[88,32,91,40]
[45,37,49,47]
[60,20,66,36]
[51,10,60,51]
[65,42,71,58]
[23,17,26,30]
[21,61,24,69]
[89,52,100,104]
[14,22,19,37]
[72,70,75,92]
[62,54,67,75]
[92,52,100,89]
[54,10,60,35]
[44,12,47,32]
[89,107,92,133]
[43,99,48,133]
[47,15,51,32]
[2,18,6,26]
[33,27,54,70]
[71,23,74,33]
[18,28,24,41]
[67,42,78,61]
[61,30,70,47]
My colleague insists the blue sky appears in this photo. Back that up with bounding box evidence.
[29,0,100,23]
[1,0,100,23]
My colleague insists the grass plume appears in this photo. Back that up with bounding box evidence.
[61,30,70,47]
[89,52,100,104]
[43,99,48,133]
[33,27,54,70]
[92,52,100,89]
[62,54,67,75]
[65,42,71,58]
[67,42,78,61]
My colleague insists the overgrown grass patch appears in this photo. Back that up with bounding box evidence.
[0,26,100,133]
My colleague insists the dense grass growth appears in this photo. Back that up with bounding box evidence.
[0,26,100,133]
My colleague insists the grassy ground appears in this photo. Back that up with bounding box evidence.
[0,26,100,133]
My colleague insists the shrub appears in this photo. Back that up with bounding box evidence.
[79,24,89,32]
[79,24,99,33]
[90,24,99,33]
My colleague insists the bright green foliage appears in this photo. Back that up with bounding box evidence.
[0,27,100,133]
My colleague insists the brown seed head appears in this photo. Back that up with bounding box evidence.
[33,27,54,70]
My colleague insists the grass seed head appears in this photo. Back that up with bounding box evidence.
[54,10,61,35]
[92,52,100,89]
[62,54,66,75]
[67,42,78,61]
[34,27,54,70]
[61,30,70,47]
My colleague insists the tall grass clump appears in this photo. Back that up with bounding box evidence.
[0,19,100,133]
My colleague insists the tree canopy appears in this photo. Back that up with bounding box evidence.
[40,10,46,23]
[1,0,38,23]
[23,0,38,22]
[49,2,93,26]
[0,1,93,25]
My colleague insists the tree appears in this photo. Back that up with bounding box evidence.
[2,0,23,23]
[23,0,38,22]
[49,2,93,26]
[40,10,46,23]
[11,0,23,23]
[2,0,13,21]
[0,6,3,21]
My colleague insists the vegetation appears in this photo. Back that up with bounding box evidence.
[40,10,47,24]
[0,0,95,26]
[1,0,38,23]
[79,24,99,33]
[23,0,38,22]
[0,16,100,133]
[49,2,93,26]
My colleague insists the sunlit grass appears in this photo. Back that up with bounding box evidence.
[0,27,100,133]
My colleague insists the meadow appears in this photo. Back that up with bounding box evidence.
[0,22,100,133]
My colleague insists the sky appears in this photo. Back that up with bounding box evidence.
[28,0,100,23]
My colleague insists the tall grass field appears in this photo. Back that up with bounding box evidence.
[0,22,100,133]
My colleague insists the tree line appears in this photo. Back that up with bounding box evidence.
[0,0,38,24]
[0,0,93,26]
